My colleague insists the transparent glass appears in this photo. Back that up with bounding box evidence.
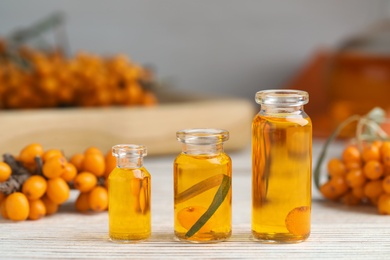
[174,128,232,243]
[108,144,151,243]
[252,90,312,243]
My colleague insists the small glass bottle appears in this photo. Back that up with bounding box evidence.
[174,128,232,243]
[252,89,312,243]
[108,144,151,242]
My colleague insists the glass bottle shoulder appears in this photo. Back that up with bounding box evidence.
[108,166,151,180]
[174,152,231,165]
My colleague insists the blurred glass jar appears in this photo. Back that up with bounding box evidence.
[327,21,390,135]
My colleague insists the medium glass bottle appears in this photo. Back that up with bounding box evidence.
[252,89,312,243]
[174,128,232,243]
[108,144,151,242]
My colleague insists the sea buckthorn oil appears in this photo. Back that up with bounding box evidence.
[252,90,312,243]
[108,144,151,242]
[174,129,232,243]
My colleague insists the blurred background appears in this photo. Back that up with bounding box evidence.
[1,0,390,154]
[0,0,388,99]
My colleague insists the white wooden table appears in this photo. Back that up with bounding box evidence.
[1,141,390,259]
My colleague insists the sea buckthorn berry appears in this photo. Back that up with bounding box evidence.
[346,169,367,188]
[19,143,44,166]
[381,141,390,154]
[42,149,63,162]
[327,158,347,177]
[371,140,383,149]
[378,193,390,214]
[75,192,90,212]
[340,192,360,206]
[342,145,362,163]
[70,153,84,172]
[329,175,349,197]
[0,200,8,219]
[382,175,390,194]
[41,195,58,215]
[363,160,384,180]
[88,186,108,212]
[384,165,390,177]
[28,199,46,220]
[352,186,366,199]
[364,180,383,199]
[104,150,116,178]
[22,175,47,200]
[0,162,12,182]
[362,144,381,162]
[46,177,70,204]
[42,156,67,179]
[74,172,97,192]
[5,192,29,221]
[61,163,77,182]
[285,206,310,236]
[345,160,362,171]
[382,151,390,167]
[82,153,105,177]
[178,206,214,233]
[84,146,104,156]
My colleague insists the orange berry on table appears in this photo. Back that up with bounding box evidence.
[382,175,390,194]
[69,153,84,172]
[346,169,367,188]
[362,144,381,162]
[28,199,46,220]
[320,177,348,201]
[88,186,108,212]
[363,160,384,180]
[5,192,29,221]
[46,177,70,204]
[352,186,366,199]
[0,162,12,182]
[82,153,105,177]
[19,143,44,166]
[61,163,78,182]
[75,192,90,212]
[42,149,63,162]
[0,200,8,219]
[42,156,67,179]
[342,145,362,163]
[74,172,97,192]
[327,158,347,177]
[329,175,349,197]
[378,193,390,214]
[22,175,47,200]
[340,192,360,206]
[104,149,116,178]
[41,195,58,215]
[364,180,383,199]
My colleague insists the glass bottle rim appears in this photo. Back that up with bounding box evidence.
[176,128,229,144]
[112,144,147,158]
[255,89,309,106]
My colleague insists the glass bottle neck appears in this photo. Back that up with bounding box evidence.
[116,156,144,169]
[181,143,224,155]
[260,104,305,116]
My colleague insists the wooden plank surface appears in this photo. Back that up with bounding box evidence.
[1,142,390,259]
[0,97,255,156]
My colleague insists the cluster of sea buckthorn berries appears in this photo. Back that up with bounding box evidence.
[0,143,116,221]
[320,140,390,214]
[0,38,157,109]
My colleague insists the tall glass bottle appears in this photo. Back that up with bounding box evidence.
[252,90,312,243]
[108,144,151,242]
[174,128,232,243]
